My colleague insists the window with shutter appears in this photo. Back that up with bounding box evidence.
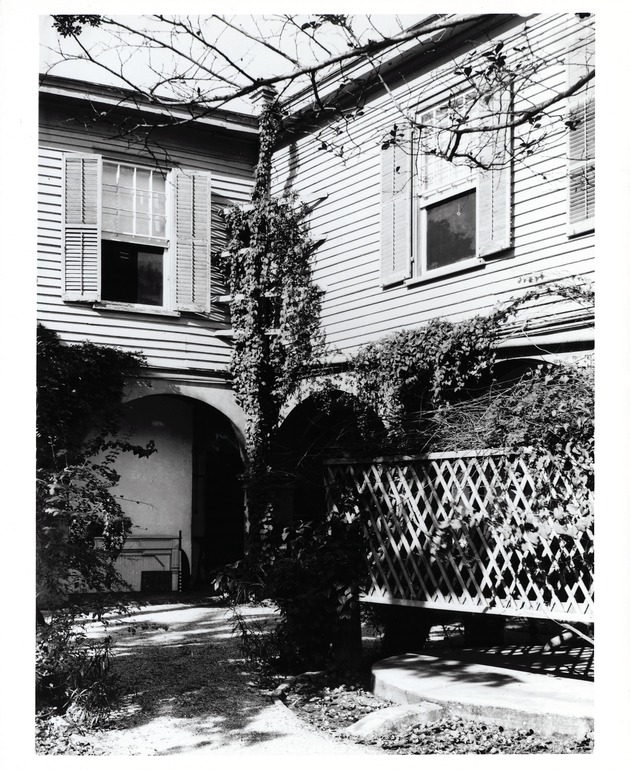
[411,91,512,281]
[62,154,212,313]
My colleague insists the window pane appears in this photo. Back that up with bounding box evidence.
[101,240,163,306]
[136,214,150,236]
[118,166,134,189]
[153,215,167,239]
[426,191,476,270]
[136,190,150,214]
[136,168,151,191]
[152,191,166,218]
[102,162,118,186]
[152,173,166,194]
[137,250,163,305]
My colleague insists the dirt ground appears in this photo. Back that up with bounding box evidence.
[36,597,384,756]
[35,596,593,756]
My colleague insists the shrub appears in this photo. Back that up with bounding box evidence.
[36,610,116,724]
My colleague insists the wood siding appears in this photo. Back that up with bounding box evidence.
[38,96,257,372]
[271,15,594,357]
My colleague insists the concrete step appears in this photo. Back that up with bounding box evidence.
[372,651,593,737]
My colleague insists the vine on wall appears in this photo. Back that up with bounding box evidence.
[347,282,594,628]
[220,102,325,559]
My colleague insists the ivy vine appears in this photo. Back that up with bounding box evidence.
[220,102,325,560]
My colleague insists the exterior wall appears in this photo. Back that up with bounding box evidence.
[270,15,594,359]
[38,92,257,373]
[114,396,194,559]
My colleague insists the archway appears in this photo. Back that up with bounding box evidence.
[114,394,245,591]
[272,390,369,525]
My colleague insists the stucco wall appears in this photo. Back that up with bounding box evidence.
[114,395,194,563]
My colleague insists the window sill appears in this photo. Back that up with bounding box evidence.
[94,301,181,317]
[567,221,594,238]
[406,257,484,286]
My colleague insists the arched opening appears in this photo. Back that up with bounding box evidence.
[272,390,370,525]
[190,401,245,586]
[113,395,245,591]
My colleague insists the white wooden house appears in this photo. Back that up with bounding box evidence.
[271,13,594,362]
[37,13,594,597]
[38,75,258,589]
[269,12,594,530]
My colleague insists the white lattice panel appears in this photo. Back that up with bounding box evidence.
[325,451,593,622]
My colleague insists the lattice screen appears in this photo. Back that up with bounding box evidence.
[324,450,593,622]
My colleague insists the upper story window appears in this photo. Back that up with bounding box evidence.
[380,92,512,288]
[102,161,168,241]
[416,97,478,277]
[100,161,169,307]
[62,154,212,314]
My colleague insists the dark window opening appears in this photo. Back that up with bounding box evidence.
[101,240,164,306]
[426,190,476,270]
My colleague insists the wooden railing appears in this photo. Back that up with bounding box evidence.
[324,450,593,622]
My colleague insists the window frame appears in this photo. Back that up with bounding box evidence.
[98,159,174,312]
[412,96,483,282]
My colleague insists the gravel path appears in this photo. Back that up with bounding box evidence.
[38,599,385,756]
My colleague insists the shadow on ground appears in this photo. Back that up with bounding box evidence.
[80,599,298,755]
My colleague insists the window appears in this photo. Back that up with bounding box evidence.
[380,94,512,287]
[416,98,478,277]
[62,154,212,314]
[101,161,168,306]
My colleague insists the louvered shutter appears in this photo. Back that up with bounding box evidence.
[380,133,412,286]
[174,170,212,312]
[477,93,512,258]
[566,22,595,235]
[567,98,595,232]
[62,154,101,301]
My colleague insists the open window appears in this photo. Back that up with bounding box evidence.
[62,154,212,314]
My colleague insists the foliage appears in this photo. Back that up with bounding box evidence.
[36,325,155,715]
[346,284,594,628]
[436,361,593,597]
[36,610,116,723]
[351,306,514,446]
[37,324,154,608]
[220,103,324,558]
[217,516,369,676]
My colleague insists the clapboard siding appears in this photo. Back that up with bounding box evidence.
[38,98,257,371]
[271,14,594,356]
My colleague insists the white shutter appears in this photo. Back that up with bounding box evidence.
[566,22,595,235]
[62,154,101,301]
[174,170,212,312]
[477,92,512,258]
[567,98,595,233]
[380,133,412,286]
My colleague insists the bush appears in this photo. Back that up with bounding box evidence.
[36,325,154,719]
[217,516,369,676]
[36,610,116,723]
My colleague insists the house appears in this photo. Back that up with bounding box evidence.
[269,12,594,528]
[37,13,594,593]
[38,75,258,589]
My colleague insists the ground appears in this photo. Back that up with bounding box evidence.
[35,595,593,756]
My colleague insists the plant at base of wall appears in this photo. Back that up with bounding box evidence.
[36,324,156,717]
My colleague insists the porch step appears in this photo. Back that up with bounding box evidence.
[372,651,593,738]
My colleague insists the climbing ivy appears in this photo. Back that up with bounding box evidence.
[220,102,324,559]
